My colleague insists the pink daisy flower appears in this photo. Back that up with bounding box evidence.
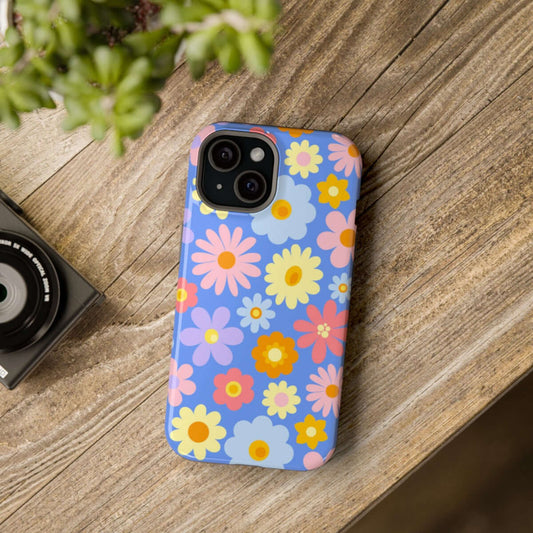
[190,125,216,166]
[175,277,198,313]
[316,209,356,268]
[192,224,261,296]
[306,364,343,417]
[328,133,362,178]
[213,368,254,411]
[293,300,348,364]
[168,360,196,406]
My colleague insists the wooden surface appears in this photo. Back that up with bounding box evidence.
[0,0,532,531]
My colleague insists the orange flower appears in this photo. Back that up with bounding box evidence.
[294,414,327,449]
[252,332,298,378]
[279,128,313,138]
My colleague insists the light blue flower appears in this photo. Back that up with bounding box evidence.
[251,175,316,244]
[328,273,351,304]
[236,293,275,333]
[224,415,294,469]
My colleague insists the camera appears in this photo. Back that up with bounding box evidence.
[0,190,104,389]
[198,131,278,211]
[208,139,241,171]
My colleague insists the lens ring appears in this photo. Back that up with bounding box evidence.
[234,171,268,204]
[208,139,241,172]
[0,231,60,352]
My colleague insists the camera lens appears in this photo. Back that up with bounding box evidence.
[0,283,7,303]
[208,139,241,171]
[235,171,268,203]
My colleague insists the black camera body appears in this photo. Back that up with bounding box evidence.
[0,190,104,389]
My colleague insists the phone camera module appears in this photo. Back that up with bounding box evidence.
[208,139,241,172]
[235,171,267,203]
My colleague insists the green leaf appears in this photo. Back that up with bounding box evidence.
[124,29,170,55]
[217,40,241,73]
[254,0,282,20]
[229,0,254,16]
[237,31,270,74]
[187,56,206,79]
[0,97,21,129]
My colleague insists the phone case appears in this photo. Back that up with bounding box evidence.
[166,122,362,471]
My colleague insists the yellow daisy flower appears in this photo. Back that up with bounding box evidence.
[262,381,301,419]
[192,179,228,219]
[284,140,323,178]
[317,174,350,209]
[294,414,327,450]
[170,404,226,460]
[265,244,323,309]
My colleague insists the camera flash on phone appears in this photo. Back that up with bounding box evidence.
[216,184,223,190]
[250,147,265,162]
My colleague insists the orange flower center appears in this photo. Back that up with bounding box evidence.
[218,251,236,269]
[271,199,292,220]
[188,421,209,443]
[340,228,355,248]
[339,283,348,293]
[249,439,270,461]
[285,265,303,286]
[225,381,242,398]
[176,288,188,302]
[348,144,359,158]
[326,384,339,398]
[250,307,262,319]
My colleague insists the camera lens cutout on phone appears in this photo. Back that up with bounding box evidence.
[235,171,268,203]
[208,139,241,172]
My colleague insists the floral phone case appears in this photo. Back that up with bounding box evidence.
[166,122,362,471]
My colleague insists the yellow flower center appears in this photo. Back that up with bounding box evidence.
[225,381,242,398]
[339,283,348,293]
[328,186,339,197]
[317,323,331,338]
[204,328,219,344]
[250,306,262,319]
[249,439,270,461]
[348,144,359,158]
[285,265,303,286]
[267,347,283,362]
[306,426,317,438]
[188,421,209,443]
[271,199,292,220]
[326,384,339,398]
[340,228,355,248]
[176,288,188,302]
[217,251,236,269]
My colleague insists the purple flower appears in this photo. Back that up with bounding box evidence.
[182,207,194,244]
[180,307,244,366]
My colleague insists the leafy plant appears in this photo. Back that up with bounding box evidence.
[0,0,281,154]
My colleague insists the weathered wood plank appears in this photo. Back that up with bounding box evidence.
[0,108,93,201]
[0,0,532,530]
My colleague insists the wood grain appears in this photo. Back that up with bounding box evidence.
[0,0,532,531]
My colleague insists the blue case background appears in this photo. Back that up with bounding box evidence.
[166,122,362,471]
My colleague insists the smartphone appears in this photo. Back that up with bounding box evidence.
[165,122,362,471]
